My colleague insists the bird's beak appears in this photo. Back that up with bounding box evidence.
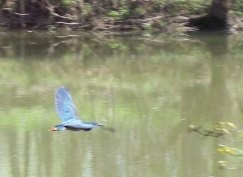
[48,127,58,131]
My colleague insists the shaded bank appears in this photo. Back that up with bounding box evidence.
[0,0,243,33]
[189,0,240,31]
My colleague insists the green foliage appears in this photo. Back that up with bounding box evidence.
[62,0,74,5]
[108,11,120,18]
[232,0,243,17]
[108,41,126,49]
[108,8,129,19]
[119,8,129,17]
[142,22,152,31]
[164,0,211,15]
[134,6,147,16]
[82,3,93,16]
[142,23,153,36]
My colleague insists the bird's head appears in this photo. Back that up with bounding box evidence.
[49,127,59,131]
[49,125,66,131]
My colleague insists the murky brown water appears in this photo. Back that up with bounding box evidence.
[0,32,243,177]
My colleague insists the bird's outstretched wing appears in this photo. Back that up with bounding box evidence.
[55,87,81,122]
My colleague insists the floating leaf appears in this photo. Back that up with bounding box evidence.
[217,145,243,156]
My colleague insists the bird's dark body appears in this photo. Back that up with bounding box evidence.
[65,126,92,131]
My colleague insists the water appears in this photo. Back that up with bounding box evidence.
[0,32,243,177]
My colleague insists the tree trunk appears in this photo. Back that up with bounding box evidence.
[189,0,233,30]
[209,0,231,20]
[20,0,26,28]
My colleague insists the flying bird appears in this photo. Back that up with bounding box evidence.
[50,86,103,131]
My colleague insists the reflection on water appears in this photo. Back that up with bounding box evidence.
[0,32,243,177]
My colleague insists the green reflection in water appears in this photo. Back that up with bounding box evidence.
[0,32,243,177]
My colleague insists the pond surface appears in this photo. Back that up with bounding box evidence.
[0,32,243,177]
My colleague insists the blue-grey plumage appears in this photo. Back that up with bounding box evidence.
[50,86,103,131]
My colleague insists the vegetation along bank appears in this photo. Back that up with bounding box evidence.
[0,0,243,34]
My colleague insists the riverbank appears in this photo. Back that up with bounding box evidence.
[0,0,243,34]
